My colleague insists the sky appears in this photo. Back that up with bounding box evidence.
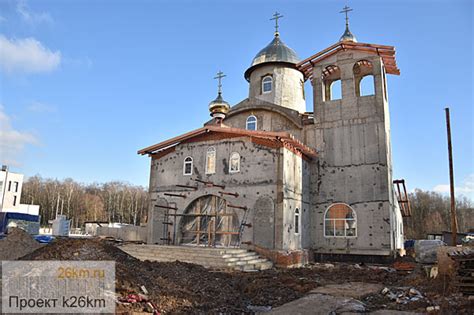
[0,0,473,200]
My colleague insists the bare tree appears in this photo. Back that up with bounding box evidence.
[21,176,149,229]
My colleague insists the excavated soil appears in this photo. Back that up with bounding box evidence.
[0,228,43,260]
[14,238,474,314]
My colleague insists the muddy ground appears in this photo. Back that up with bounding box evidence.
[7,237,473,314]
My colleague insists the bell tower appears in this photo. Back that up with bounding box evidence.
[298,7,404,258]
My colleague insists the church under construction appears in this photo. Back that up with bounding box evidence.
[138,8,410,266]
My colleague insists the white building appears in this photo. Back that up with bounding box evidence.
[0,165,40,216]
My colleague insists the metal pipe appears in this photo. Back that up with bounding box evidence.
[218,191,239,198]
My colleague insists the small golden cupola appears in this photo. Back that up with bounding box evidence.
[339,5,357,43]
[208,71,230,121]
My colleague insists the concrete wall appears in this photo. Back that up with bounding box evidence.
[224,108,303,139]
[97,225,147,242]
[248,64,307,113]
[147,137,280,248]
[146,136,309,252]
[281,148,311,250]
[0,170,24,212]
[306,51,402,256]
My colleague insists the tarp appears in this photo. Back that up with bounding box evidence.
[33,235,55,243]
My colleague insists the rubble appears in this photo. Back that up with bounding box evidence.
[426,305,441,312]
[380,286,424,304]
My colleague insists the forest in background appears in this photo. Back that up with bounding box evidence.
[21,176,149,228]
[403,189,473,239]
[20,176,473,237]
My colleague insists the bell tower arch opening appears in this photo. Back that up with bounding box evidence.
[353,60,375,97]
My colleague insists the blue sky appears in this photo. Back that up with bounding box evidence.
[0,0,473,199]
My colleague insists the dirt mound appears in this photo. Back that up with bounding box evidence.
[0,228,43,260]
[17,238,474,314]
[21,238,316,313]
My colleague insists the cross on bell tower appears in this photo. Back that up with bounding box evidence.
[340,5,353,27]
[339,5,357,42]
[270,11,284,36]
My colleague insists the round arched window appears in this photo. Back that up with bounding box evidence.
[246,115,257,131]
[262,76,272,93]
[324,203,357,237]
[183,157,193,175]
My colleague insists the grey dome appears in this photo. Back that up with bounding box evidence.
[244,35,300,81]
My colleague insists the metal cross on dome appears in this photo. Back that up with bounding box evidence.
[214,71,226,94]
[340,5,353,26]
[270,11,284,35]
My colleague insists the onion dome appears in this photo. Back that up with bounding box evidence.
[244,34,300,81]
[209,92,230,119]
[209,71,230,119]
[339,24,357,42]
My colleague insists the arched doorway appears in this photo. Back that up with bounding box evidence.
[179,195,240,247]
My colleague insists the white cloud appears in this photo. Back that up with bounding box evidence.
[0,105,39,167]
[433,173,474,199]
[27,101,56,113]
[16,0,53,25]
[0,34,61,74]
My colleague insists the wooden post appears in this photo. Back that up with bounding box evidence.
[196,199,201,246]
[445,108,458,246]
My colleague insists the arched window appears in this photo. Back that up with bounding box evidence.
[353,60,375,97]
[205,147,216,174]
[294,208,300,234]
[324,203,357,237]
[322,65,341,101]
[246,115,257,131]
[229,152,240,173]
[262,76,272,94]
[359,75,375,96]
[330,80,342,100]
[183,157,193,175]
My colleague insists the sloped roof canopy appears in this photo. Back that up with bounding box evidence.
[297,41,400,80]
[138,125,317,159]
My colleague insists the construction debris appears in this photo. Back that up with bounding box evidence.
[414,240,445,263]
[380,287,424,304]
[448,247,474,295]
[3,237,471,313]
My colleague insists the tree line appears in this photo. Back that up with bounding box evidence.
[404,189,473,239]
[21,176,149,229]
[20,176,473,237]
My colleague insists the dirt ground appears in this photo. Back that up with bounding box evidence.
[10,237,474,314]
